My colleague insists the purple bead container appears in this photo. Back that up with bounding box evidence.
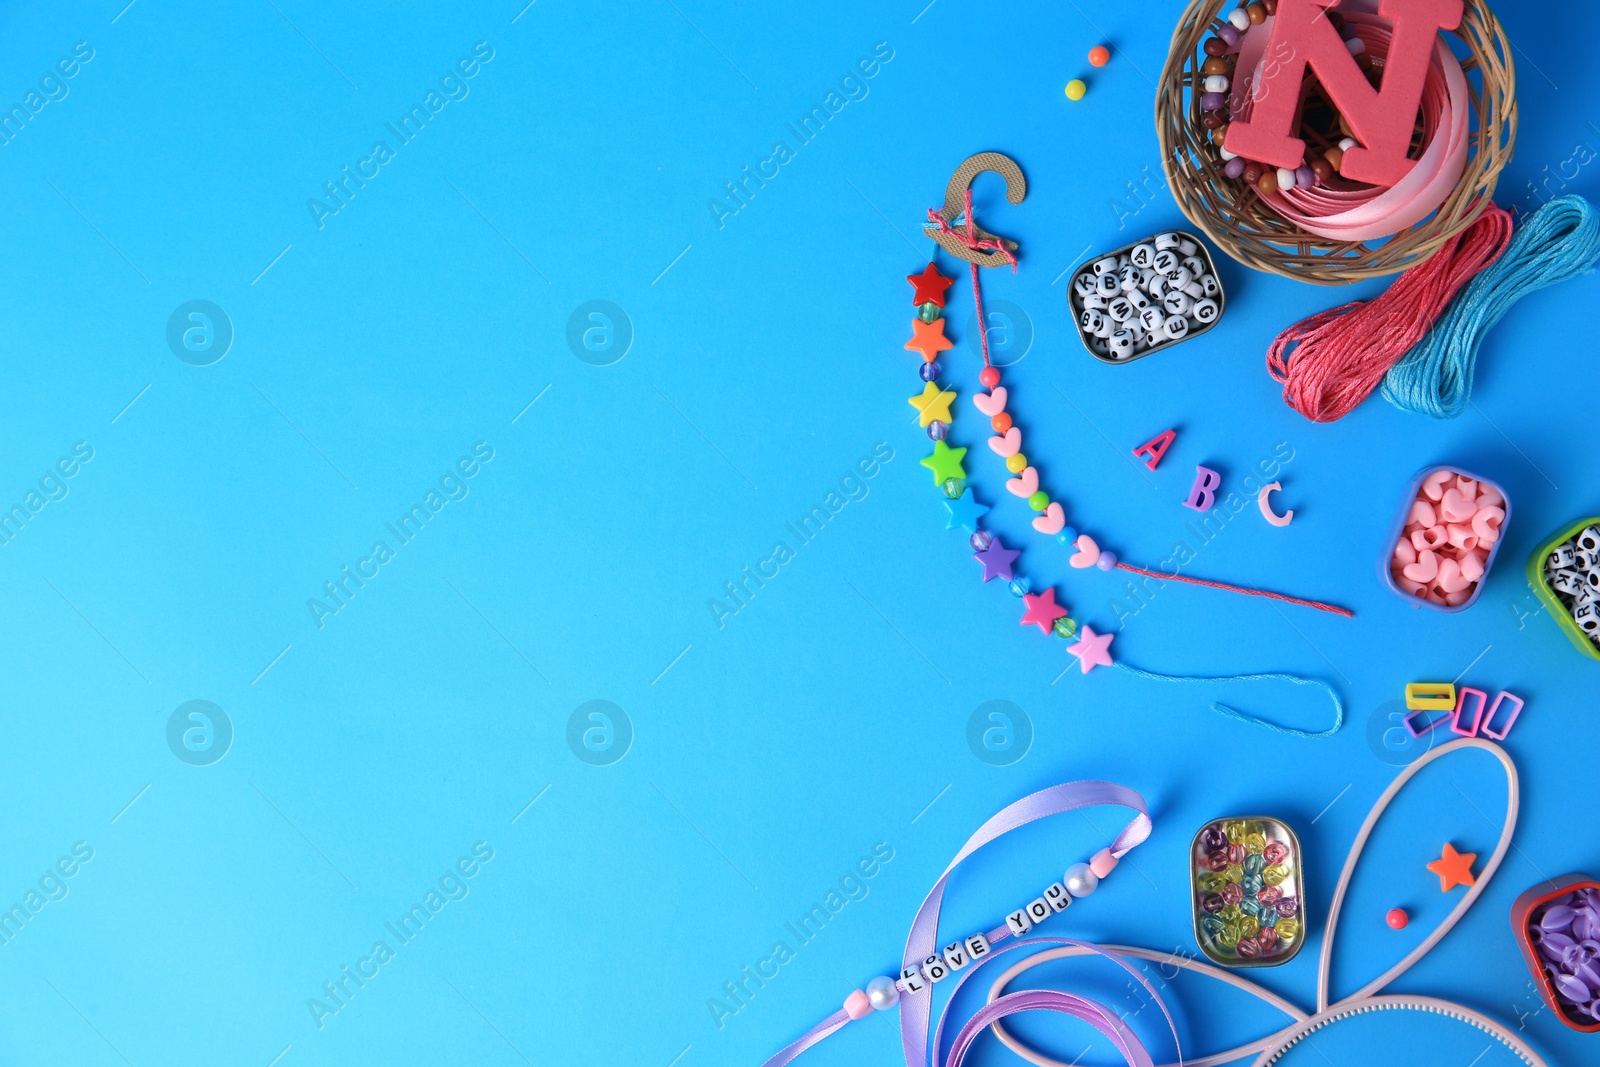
[1511,873,1600,1032]
[1378,464,1512,614]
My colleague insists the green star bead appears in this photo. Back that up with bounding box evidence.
[1027,490,1050,512]
[921,440,968,484]
[918,302,942,323]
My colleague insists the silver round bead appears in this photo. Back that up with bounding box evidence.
[865,975,900,1011]
[1063,861,1100,898]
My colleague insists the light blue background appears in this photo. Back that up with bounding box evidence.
[0,1,1595,1065]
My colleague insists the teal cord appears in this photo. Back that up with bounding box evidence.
[1114,663,1345,739]
[1382,195,1600,418]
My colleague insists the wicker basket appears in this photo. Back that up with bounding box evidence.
[1156,0,1516,284]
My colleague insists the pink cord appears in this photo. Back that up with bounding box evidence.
[1116,562,1354,617]
[1265,204,1514,422]
[925,190,1017,370]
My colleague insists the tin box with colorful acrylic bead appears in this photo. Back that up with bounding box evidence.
[1189,816,1305,968]
[1525,515,1600,663]
[1510,873,1600,1032]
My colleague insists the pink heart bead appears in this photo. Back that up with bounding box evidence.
[1436,557,1470,594]
[1411,526,1447,551]
[988,427,1022,457]
[1032,501,1066,535]
[1402,549,1439,584]
[1455,475,1477,499]
[1471,505,1504,545]
[1410,500,1437,528]
[1445,523,1478,552]
[1395,574,1428,598]
[1477,484,1504,508]
[1394,540,1417,566]
[1460,549,1487,582]
[973,388,1008,417]
[1439,487,1476,524]
[1070,534,1101,568]
[1007,466,1039,497]
[1422,469,1454,502]
[1444,588,1472,606]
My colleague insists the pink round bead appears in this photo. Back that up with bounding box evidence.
[1090,848,1119,878]
[844,990,872,1020]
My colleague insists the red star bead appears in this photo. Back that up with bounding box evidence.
[907,263,955,307]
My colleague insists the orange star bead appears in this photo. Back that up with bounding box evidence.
[907,262,955,306]
[1425,842,1477,892]
[905,318,954,362]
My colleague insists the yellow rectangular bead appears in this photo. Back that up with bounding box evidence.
[1405,682,1457,711]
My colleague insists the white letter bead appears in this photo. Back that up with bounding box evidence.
[1581,527,1600,553]
[1551,545,1577,568]
[1155,232,1181,251]
[1108,329,1136,359]
[1140,307,1166,333]
[1108,297,1134,322]
[1147,274,1168,298]
[1575,602,1600,634]
[1081,292,1107,310]
[900,964,927,995]
[1182,256,1206,277]
[1192,298,1220,323]
[1163,315,1190,340]
[922,954,950,982]
[1228,8,1251,30]
[1026,897,1051,925]
[941,941,970,972]
[1127,288,1150,311]
[1095,272,1121,298]
[1166,265,1194,289]
[1202,74,1229,95]
[1178,239,1198,256]
[1163,290,1193,316]
[1080,308,1106,334]
[1130,243,1155,267]
[1073,273,1097,299]
[1578,548,1600,571]
[1088,334,1110,356]
[964,932,991,961]
[1091,255,1119,276]
[1044,882,1072,912]
[1183,280,1204,299]
[1005,908,1033,936]
[1152,248,1179,274]
[1200,273,1220,297]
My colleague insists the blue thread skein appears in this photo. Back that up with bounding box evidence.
[1382,195,1600,418]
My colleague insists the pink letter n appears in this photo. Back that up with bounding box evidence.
[1222,0,1462,186]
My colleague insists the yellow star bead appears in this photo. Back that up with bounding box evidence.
[908,382,957,427]
[920,440,968,484]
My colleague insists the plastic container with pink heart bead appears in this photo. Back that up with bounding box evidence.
[1381,465,1511,612]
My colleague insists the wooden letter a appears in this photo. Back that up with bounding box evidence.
[1223,0,1462,186]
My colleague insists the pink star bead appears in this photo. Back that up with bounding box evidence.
[1067,625,1115,673]
[1020,587,1069,634]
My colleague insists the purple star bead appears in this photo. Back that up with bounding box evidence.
[973,535,1021,583]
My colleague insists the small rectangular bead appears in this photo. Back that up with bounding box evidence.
[1005,908,1032,937]
[965,932,992,962]
[1044,882,1072,912]
[900,964,927,995]
[922,954,950,982]
[941,941,970,972]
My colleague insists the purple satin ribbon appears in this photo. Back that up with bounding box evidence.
[758,779,1152,1067]
[900,780,1152,1067]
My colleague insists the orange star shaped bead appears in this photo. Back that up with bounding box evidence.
[1425,842,1477,892]
[905,318,954,362]
[907,262,954,306]
[907,382,957,427]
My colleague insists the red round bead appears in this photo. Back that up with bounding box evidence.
[979,367,1001,388]
[1386,907,1409,930]
[991,412,1013,433]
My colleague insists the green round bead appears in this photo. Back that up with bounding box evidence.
[917,302,942,323]
[1052,616,1078,639]
[941,477,965,499]
[1027,490,1050,512]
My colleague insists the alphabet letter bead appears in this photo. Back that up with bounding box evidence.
[1044,881,1073,912]
[1026,896,1051,925]
[922,954,950,982]
[965,932,992,961]
[900,964,927,995]
[941,941,970,972]
[1163,315,1190,340]
[1092,255,1119,276]
[1005,908,1033,936]
[1130,243,1155,267]
[1109,330,1136,359]
[1163,290,1193,316]
[1193,298,1220,324]
[1095,272,1120,298]
[1551,544,1577,569]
